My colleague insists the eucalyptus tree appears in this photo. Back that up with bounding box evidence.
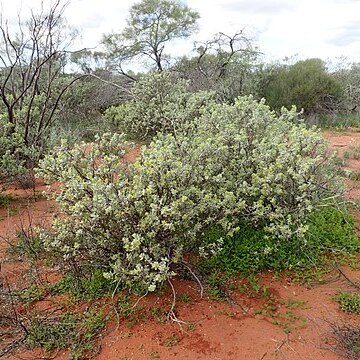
[262,58,343,115]
[103,0,200,74]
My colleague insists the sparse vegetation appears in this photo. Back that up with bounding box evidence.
[336,291,360,314]
[331,324,360,360]
[164,334,180,348]
[26,309,106,358]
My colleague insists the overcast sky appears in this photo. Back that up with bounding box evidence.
[1,0,360,64]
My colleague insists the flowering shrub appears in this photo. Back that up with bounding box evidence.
[195,96,342,238]
[104,71,215,141]
[37,96,341,292]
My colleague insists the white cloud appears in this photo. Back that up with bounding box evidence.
[0,0,359,62]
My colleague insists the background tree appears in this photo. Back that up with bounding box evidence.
[174,31,260,102]
[334,62,360,116]
[262,58,343,115]
[103,0,199,73]
[0,0,83,184]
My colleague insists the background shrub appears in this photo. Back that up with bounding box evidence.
[104,71,215,141]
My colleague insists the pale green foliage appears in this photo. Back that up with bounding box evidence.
[37,97,340,292]
[104,71,215,141]
[37,132,241,292]
[0,113,26,181]
[196,96,342,238]
[37,133,172,292]
[0,95,53,182]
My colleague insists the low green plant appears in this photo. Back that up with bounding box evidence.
[149,351,160,359]
[255,303,278,317]
[8,232,45,261]
[344,146,360,160]
[307,206,360,253]
[27,309,106,358]
[177,293,191,302]
[51,269,115,300]
[282,310,307,334]
[247,275,269,296]
[71,309,106,358]
[254,295,307,334]
[0,193,12,208]
[27,313,77,352]
[149,307,166,323]
[164,334,180,348]
[336,291,360,314]
[115,294,147,329]
[199,206,360,278]
[205,271,228,300]
[117,294,133,317]
[18,285,44,304]
[281,298,307,310]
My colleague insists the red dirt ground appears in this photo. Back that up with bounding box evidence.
[0,137,359,360]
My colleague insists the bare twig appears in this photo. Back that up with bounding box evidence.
[182,261,204,298]
[337,267,360,290]
[167,278,187,328]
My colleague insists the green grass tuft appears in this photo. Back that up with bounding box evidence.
[336,291,360,314]
[0,193,12,208]
[51,269,115,300]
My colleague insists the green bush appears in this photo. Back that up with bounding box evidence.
[263,58,342,115]
[37,97,341,292]
[51,269,116,300]
[104,71,215,141]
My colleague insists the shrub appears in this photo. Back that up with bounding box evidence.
[37,96,341,292]
[104,71,215,141]
[195,96,342,238]
[37,132,244,292]
[0,113,27,182]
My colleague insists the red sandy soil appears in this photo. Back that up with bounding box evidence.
[0,138,359,360]
[324,130,360,201]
